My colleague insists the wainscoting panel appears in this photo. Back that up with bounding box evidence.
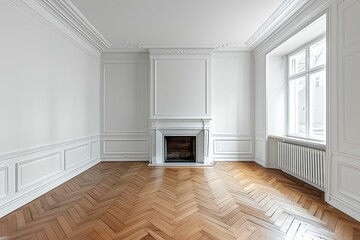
[329,152,360,219]
[16,152,62,191]
[102,136,150,161]
[0,135,100,218]
[103,140,148,154]
[254,134,266,167]
[0,166,8,200]
[64,144,90,170]
[212,134,254,160]
[91,141,100,158]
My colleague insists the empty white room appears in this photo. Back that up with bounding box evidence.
[1,0,360,239]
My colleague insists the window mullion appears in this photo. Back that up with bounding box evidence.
[306,45,310,139]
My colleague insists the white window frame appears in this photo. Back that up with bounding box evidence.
[287,35,326,142]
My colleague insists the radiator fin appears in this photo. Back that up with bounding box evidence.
[278,142,325,190]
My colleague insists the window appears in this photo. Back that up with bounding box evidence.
[287,37,326,141]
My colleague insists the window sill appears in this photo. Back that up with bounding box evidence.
[268,135,326,150]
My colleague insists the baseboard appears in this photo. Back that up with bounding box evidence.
[101,159,148,162]
[254,157,267,167]
[328,195,360,222]
[0,135,100,218]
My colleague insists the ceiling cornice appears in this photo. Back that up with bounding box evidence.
[245,0,312,50]
[38,0,110,51]
[148,48,213,55]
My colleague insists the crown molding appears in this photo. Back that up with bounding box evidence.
[38,0,110,51]
[245,0,312,50]
[11,0,110,58]
[148,48,213,55]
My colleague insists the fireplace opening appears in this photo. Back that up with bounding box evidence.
[164,136,196,162]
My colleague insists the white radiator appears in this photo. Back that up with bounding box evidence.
[278,142,325,190]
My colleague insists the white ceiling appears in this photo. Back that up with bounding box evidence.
[70,0,284,49]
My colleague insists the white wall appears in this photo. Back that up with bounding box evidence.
[0,0,100,217]
[328,0,360,222]
[254,0,360,221]
[101,53,149,161]
[211,52,255,160]
[266,55,287,137]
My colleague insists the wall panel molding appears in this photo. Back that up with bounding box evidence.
[16,152,62,191]
[152,59,210,118]
[211,134,254,161]
[64,144,90,170]
[103,140,149,155]
[102,62,149,134]
[0,167,8,200]
[91,141,100,159]
[0,135,100,218]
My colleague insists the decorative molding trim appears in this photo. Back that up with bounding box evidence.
[245,0,312,50]
[16,152,62,191]
[119,43,235,51]
[40,0,109,51]
[149,48,213,55]
[211,134,254,160]
[253,0,329,58]
[64,143,90,170]
[0,167,9,200]
[211,51,253,59]
[0,157,99,218]
[11,0,109,57]
[328,195,360,222]
[103,139,149,155]
[0,135,100,218]
[0,135,99,161]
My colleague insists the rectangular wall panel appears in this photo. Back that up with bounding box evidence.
[64,144,90,169]
[103,140,149,155]
[91,141,100,158]
[154,60,207,116]
[212,135,254,160]
[214,140,252,155]
[338,162,360,202]
[16,153,62,191]
[103,63,148,133]
[0,167,8,199]
[338,0,360,154]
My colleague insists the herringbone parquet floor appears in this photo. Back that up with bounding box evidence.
[1,162,360,240]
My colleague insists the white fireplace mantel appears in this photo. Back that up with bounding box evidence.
[149,118,212,166]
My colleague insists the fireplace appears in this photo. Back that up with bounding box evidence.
[149,119,212,166]
[164,136,196,162]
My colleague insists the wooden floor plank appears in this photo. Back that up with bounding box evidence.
[1,162,359,239]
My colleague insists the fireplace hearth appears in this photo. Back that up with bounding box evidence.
[164,136,196,162]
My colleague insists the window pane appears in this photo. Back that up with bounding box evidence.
[289,50,306,76]
[289,77,307,137]
[309,70,326,140]
[310,39,326,69]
